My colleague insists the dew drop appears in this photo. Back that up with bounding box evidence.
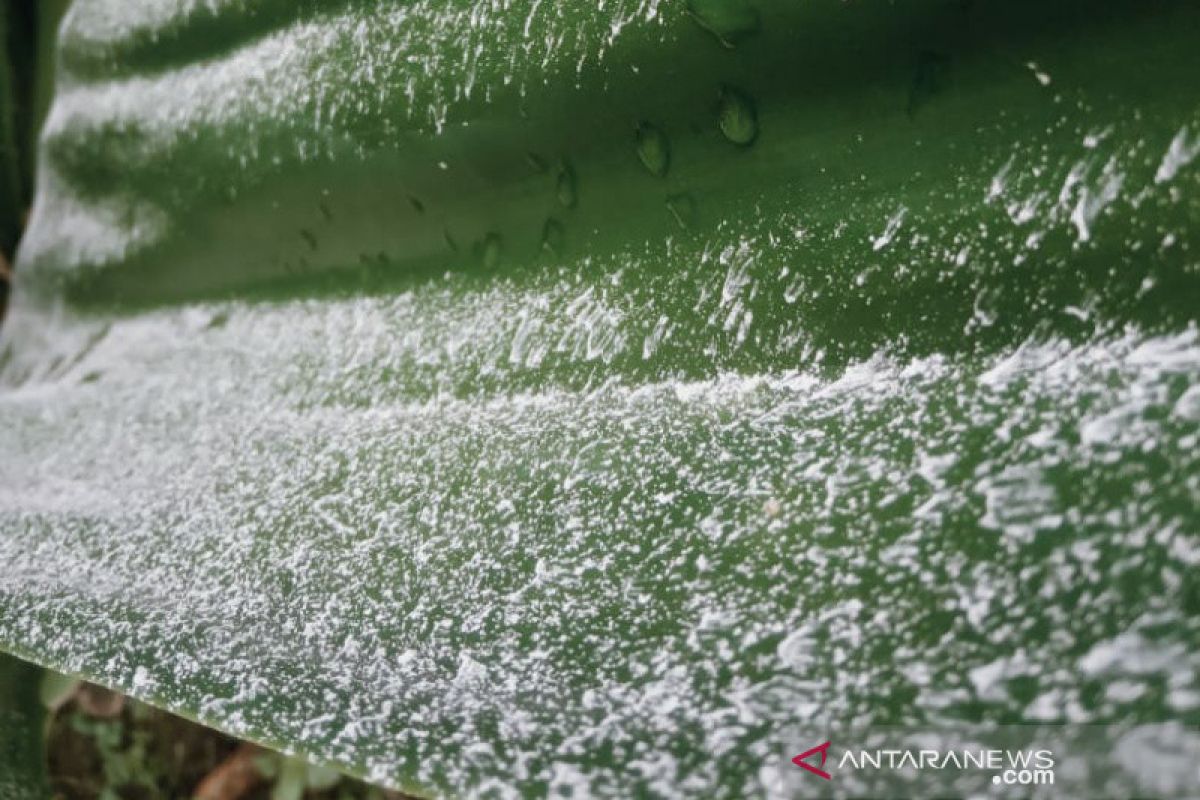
[480,232,503,269]
[666,192,697,229]
[556,161,578,209]
[635,122,670,177]
[409,195,425,213]
[687,0,760,47]
[718,86,758,146]
[542,218,565,255]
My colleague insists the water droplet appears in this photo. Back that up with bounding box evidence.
[687,0,760,47]
[718,86,758,145]
[409,195,425,213]
[480,232,503,269]
[635,122,670,177]
[542,218,565,255]
[556,161,578,209]
[666,192,697,229]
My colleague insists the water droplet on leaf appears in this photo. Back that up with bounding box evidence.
[556,161,578,209]
[687,0,760,47]
[542,218,565,255]
[635,122,670,177]
[718,86,758,146]
[666,192,697,229]
[480,232,502,269]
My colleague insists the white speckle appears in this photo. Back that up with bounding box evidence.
[1155,126,1200,184]
[1069,159,1124,242]
[870,206,907,251]
[1025,61,1052,86]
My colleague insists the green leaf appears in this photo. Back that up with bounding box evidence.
[252,752,281,781]
[38,671,79,712]
[0,653,48,800]
[305,763,342,792]
[2,1,1200,798]
[271,758,307,800]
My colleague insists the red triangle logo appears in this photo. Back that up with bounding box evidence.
[792,741,832,780]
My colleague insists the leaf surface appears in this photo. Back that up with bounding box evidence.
[3,1,1200,797]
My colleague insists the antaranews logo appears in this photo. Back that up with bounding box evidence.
[791,741,832,780]
[789,735,1057,792]
[787,725,1200,797]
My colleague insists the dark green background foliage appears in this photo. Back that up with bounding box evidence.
[0,654,47,800]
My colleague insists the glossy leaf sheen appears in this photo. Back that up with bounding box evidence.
[3,0,1200,797]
